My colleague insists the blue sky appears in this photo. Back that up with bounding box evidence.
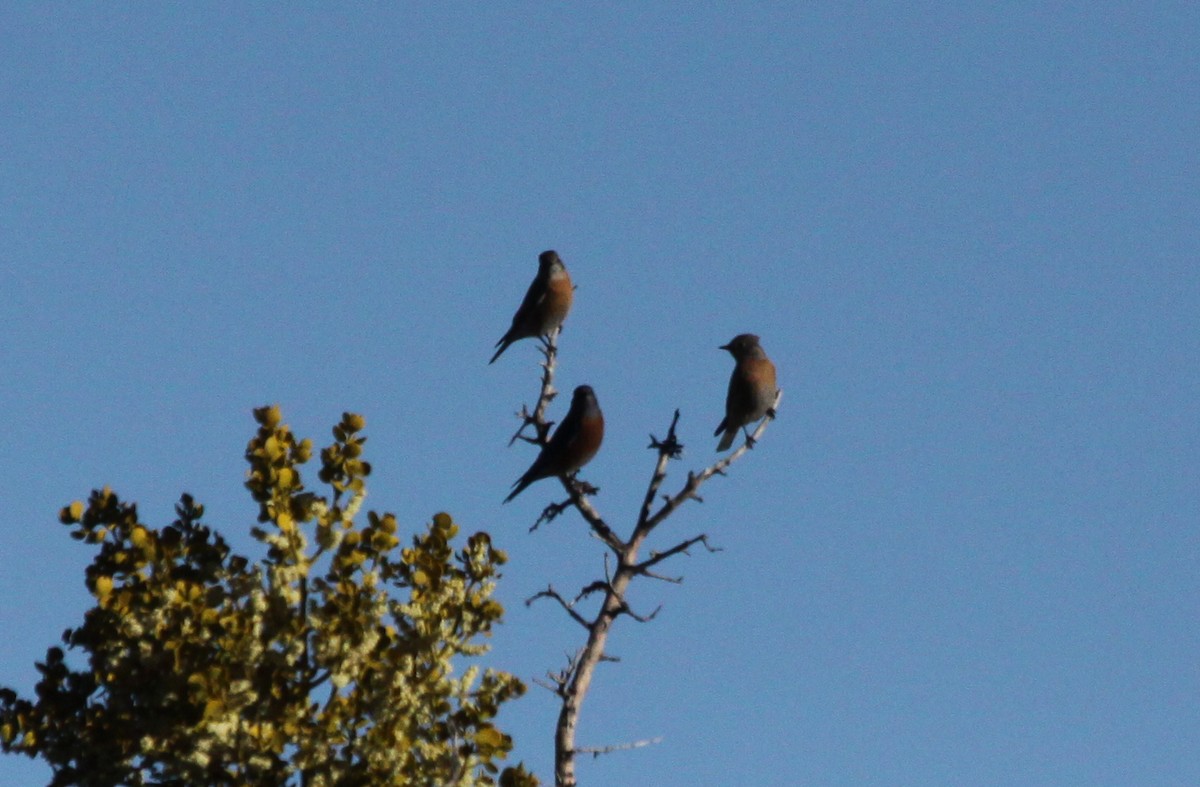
[2,4,1198,785]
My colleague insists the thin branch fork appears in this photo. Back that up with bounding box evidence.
[635,534,721,574]
[526,586,591,629]
[532,676,566,696]
[645,389,783,531]
[533,648,585,697]
[614,598,662,623]
[636,409,683,530]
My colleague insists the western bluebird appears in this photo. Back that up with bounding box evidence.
[505,385,604,503]
[490,250,574,364]
[714,334,778,452]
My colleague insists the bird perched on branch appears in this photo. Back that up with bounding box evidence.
[490,250,574,364]
[505,385,604,503]
[714,334,778,451]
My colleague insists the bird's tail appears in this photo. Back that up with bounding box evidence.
[503,473,533,504]
[716,426,737,452]
[489,338,511,365]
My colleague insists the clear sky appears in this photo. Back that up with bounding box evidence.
[2,4,1198,785]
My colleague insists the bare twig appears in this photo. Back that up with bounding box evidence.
[637,534,722,573]
[638,568,684,584]
[647,411,684,458]
[534,649,585,697]
[530,499,573,532]
[508,328,562,446]
[577,736,664,757]
[615,599,662,623]
[507,404,536,447]
[636,409,683,530]
[532,676,562,695]
[525,586,591,629]
[531,331,561,431]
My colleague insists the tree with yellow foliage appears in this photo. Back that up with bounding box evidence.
[0,406,536,787]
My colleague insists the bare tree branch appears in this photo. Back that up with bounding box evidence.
[532,676,563,695]
[636,409,683,530]
[638,568,684,584]
[577,736,664,757]
[534,648,585,697]
[509,330,781,787]
[636,534,722,574]
[530,498,572,532]
[615,599,662,623]
[525,586,591,630]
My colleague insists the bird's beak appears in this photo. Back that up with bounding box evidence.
[719,343,731,351]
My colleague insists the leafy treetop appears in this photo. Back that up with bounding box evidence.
[0,405,537,787]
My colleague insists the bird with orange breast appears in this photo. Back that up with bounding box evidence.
[505,385,604,503]
[490,250,574,364]
[714,334,778,452]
